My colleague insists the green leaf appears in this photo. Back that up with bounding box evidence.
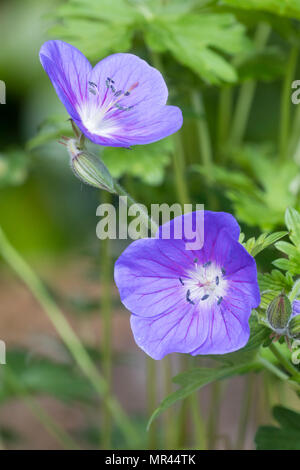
[26,114,71,150]
[255,406,300,450]
[101,138,173,186]
[285,207,300,247]
[243,231,288,257]
[0,150,30,188]
[237,47,286,82]
[0,351,95,404]
[145,13,252,84]
[222,0,300,20]
[225,145,299,230]
[50,20,133,61]
[258,270,294,295]
[148,361,258,429]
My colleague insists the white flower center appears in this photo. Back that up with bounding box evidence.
[181,260,227,307]
[78,77,138,138]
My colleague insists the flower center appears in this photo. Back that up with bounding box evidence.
[79,77,139,137]
[180,260,227,307]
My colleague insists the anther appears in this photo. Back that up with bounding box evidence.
[186,290,195,305]
[217,296,223,305]
[221,267,226,276]
[179,277,184,286]
[203,261,211,268]
[201,294,209,301]
[216,276,219,285]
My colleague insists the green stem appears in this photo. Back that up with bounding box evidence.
[0,226,140,448]
[114,180,159,449]
[236,374,254,450]
[279,46,299,161]
[288,98,300,159]
[149,50,190,206]
[100,191,113,449]
[229,23,271,149]
[217,86,233,161]
[189,391,207,450]
[147,358,157,449]
[191,91,213,175]
[163,356,176,449]
[5,366,80,450]
[207,381,222,450]
[269,343,300,381]
[173,132,190,205]
[114,181,158,235]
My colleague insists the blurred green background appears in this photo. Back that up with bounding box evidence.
[0,0,300,450]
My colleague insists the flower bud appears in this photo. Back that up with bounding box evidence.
[266,292,292,334]
[67,139,115,193]
[288,315,300,340]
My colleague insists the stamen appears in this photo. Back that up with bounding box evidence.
[179,277,184,286]
[221,267,226,276]
[88,81,98,95]
[203,261,211,268]
[201,294,209,301]
[186,290,195,305]
[217,296,223,305]
[194,258,198,264]
[216,276,219,286]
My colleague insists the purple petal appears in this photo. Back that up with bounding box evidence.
[88,53,168,111]
[292,300,300,318]
[114,237,195,318]
[190,291,251,356]
[131,301,211,360]
[77,104,182,147]
[213,229,260,309]
[39,40,92,121]
[157,210,240,254]
[76,52,182,146]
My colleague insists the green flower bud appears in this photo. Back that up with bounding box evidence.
[266,292,292,334]
[67,139,115,193]
[288,315,300,340]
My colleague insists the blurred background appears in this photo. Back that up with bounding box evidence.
[0,0,300,450]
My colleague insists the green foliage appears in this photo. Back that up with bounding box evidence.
[207,314,270,366]
[148,361,258,429]
[0,150,29,188]
[255,406,300,450]
[272,208,300,276]
[241,231,287,257]
[237,47,286,82]
[145,12,252,84]
[0,351,95,404]
[51,0,251,84]
[222,0,300,20]
[148,316,265,427]
[101,138,173,186]
[195,145,299,230]
[26,114,72,151]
